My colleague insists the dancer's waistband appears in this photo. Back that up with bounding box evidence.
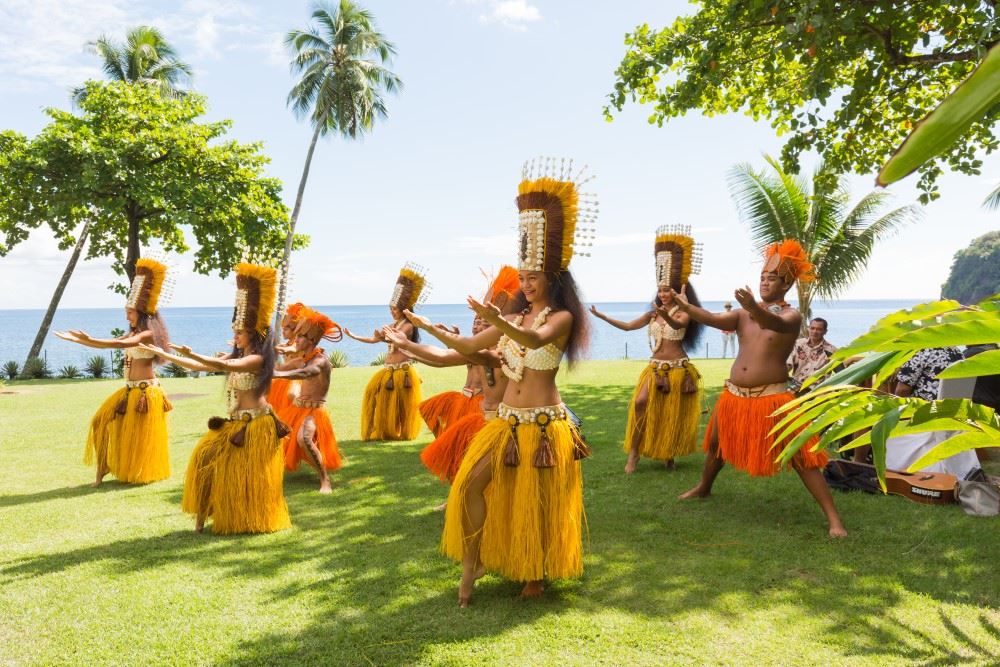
[724,379,788,398]
[498,402,568,425]
[385,361,413,370]
[462,386,484,398]
[483,409,498,421]
[293,396,326,409]
[124,378,159,389]
[228,406,272,420]
[648,358,689,370]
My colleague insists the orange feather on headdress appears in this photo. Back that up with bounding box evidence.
[295,306,343,343]
[762,239,816,284]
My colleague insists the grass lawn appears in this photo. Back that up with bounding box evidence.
[1,360,998,666]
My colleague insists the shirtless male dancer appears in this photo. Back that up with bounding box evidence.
[273,306,343,494]
[666,240,847,538]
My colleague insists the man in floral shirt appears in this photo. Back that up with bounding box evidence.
[894,346,965,401]
[787,317,837,392]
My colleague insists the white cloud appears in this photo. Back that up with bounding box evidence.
[477,0,543,31]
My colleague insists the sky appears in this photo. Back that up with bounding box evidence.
[0,0,997,309]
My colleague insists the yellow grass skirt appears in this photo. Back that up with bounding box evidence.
[85,383,171,484]
[442,413,586,582]
[623,361,702,460]
[361,364,423,441]
[181,412,291,535]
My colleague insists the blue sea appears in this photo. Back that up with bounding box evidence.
[0,300,928,372]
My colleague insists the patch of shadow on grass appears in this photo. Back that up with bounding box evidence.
[0,482,133,508]
[846,609,999,665]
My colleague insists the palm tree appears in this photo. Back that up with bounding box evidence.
[25,28,191,367]
[277,0,402,324]
[72,26,192,104]
[728,155,921,329]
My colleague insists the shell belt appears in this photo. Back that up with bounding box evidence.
[497,402,590,468]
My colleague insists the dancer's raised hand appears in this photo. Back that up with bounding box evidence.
[171,344,194,357]
[466,296,502,325]
[734,285,756,311]
[402,309,432,330]
[382,327,407,346]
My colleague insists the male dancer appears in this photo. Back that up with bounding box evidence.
[273,306,343,494]
[664,240,846,537]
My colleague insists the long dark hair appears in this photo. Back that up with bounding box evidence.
[653,281,704,354]
[510,270,590,366]
[230,329,276,398]
[133,311,170,366]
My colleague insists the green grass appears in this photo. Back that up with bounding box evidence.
[1,360,998,666]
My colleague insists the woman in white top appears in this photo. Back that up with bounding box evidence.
[55,258,173,486]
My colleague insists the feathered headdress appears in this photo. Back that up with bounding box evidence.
[516,157,598,272]
[294,305,343,344]
[482,265,520,315]
[283,302,305,327]
[390,262,430,311]
[233,263,277,337]
[125,256,173,315]
[762,240,816,285]
[654,225,703,289]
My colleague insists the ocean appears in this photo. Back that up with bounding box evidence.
[0,299,927,372]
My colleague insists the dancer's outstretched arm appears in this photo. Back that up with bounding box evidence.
[138,343,261,373]
[589,306,652,331]
[458,296,570,350]
[383,327,497,367]
[344,328,384,344]
[403,308,502,355]
[733,286,801,334]
[660,285,738,331]
[54,329,150,349]
[273,356,323,379]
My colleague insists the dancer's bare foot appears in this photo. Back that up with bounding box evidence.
[458,563,486,608]
[195,516,205,534]
[678,483,710,500]
[318,478,332,494]
[91,469,108,487]
[664,459,676,471]
[433,500,448,512]
[624,453,638,474]
[519,580,545,599]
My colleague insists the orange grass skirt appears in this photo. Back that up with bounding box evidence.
[703,389,828,477]
[419,391,483,437]
[421,410,487,482]
[267,378,297,415]
[278,403,342,472]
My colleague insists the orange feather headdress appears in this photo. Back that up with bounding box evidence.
[762,240,816,285]
[294,305,343,344]
[516,157,598,272]
[482,265,520,315]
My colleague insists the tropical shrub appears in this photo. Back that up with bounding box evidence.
[328,349,349,368]
[369,352,387,367]
[59,365,82,379]
[3,360,19,380]
[85,355,108,379]
[162,362,189,378]
[20,356,52,379]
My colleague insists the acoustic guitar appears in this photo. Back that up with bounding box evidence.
[827,459,957,506]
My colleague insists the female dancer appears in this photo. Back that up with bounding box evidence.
[418,350,484,438]
[407,158,596,606]
[141,263,290,534]
[346,263,428,441]
[55,257,173,486]
[590,225,704,473]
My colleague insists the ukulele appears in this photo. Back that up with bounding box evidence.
[828,459,957,506]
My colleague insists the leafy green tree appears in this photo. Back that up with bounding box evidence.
[606,1,1000,202]
[73,26,192,104]
[0,81,298,289]
[729,156,920,326]
[278,0,402,324]
[941,231,1000,304]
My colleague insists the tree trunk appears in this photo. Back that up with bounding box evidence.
[275,123,324,332]
[125,204,141,283]
[24,219,93,365]
[797,282,812,336]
